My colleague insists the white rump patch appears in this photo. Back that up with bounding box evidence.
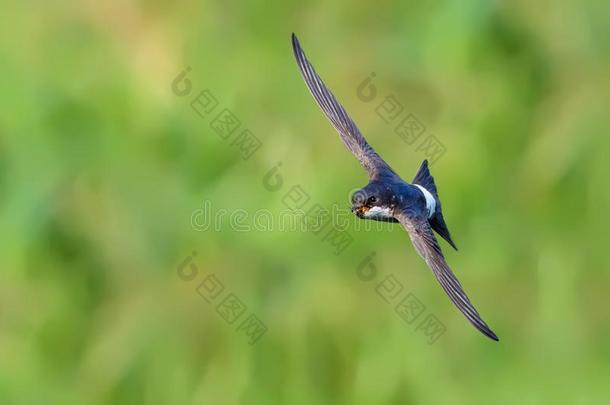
[414,184,436,218]
[363,206,393,219]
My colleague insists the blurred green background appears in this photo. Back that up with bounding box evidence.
[1,0,610,403]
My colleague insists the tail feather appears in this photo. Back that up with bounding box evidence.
[412,160,458,250]
[412,160,438,196]
[430,214,458,251]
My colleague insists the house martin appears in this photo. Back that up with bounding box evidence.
[291,33,498,341]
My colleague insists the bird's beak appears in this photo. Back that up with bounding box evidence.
[352,204,368,217]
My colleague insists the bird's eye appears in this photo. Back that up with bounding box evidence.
[368,196,377,204]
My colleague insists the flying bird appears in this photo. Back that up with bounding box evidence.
[291,33,498,341]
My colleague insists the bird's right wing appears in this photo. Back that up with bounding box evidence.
[395,208,499,341]
[291,33,396,180]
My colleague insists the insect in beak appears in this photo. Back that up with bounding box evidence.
[352,205,369,217]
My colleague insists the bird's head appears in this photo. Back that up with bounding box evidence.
[351,183,397,219]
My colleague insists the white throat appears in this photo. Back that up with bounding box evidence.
[363,206,393,219]
[414,184,436,218]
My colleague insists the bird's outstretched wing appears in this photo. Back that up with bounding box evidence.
[291,33,396,180]
[395,208,499,341]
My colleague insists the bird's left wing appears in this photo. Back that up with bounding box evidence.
[395,208,499,341]
[291,33,396,180]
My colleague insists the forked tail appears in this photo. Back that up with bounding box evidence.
[412,160,458,250]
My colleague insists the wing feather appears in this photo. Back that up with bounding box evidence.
[291,33,395,179]
[396,210,499,341]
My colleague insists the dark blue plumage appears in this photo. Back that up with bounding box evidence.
[292,33,498,341]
